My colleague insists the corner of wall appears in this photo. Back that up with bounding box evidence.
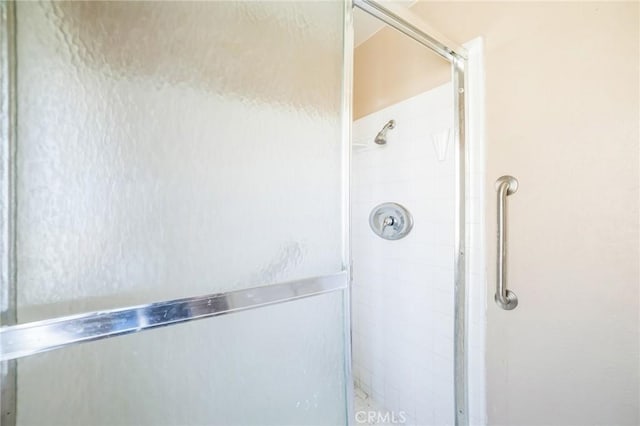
[464,36,487,426]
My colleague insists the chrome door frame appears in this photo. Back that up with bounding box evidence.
[0,1,17,425]
[342,1,355,423]
[351,1,469,425]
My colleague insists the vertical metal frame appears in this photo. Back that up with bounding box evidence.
[341,0,355,423]
[351,1,469,425]
[452,56,468,426]
[0,1,17,425]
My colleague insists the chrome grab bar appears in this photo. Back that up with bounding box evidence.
[495,176,519,310]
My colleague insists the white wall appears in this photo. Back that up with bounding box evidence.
[352,84,458,425]
[465,38,487,426]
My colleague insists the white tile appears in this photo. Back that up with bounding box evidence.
[352,80,483,426]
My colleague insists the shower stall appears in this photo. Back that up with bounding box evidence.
[350,2,480,425]
[0,1,477,425]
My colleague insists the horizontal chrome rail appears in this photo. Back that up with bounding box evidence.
[495,176,518,310]
[0,272,348,361]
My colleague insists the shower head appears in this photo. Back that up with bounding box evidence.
[374,119,395,145]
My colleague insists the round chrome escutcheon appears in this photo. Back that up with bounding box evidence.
[368,202,413,240]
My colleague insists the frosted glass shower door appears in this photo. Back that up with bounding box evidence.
[0,1,350,425]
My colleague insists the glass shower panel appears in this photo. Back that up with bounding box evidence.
[15,1,345,321]
[11,1,348,425]
[17,292,347,426]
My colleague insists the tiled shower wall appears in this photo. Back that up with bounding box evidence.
[352,70,487,425]
[351,83,457,425]
[352,84,455,425]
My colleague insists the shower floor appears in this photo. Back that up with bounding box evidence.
[354,386,398,426]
